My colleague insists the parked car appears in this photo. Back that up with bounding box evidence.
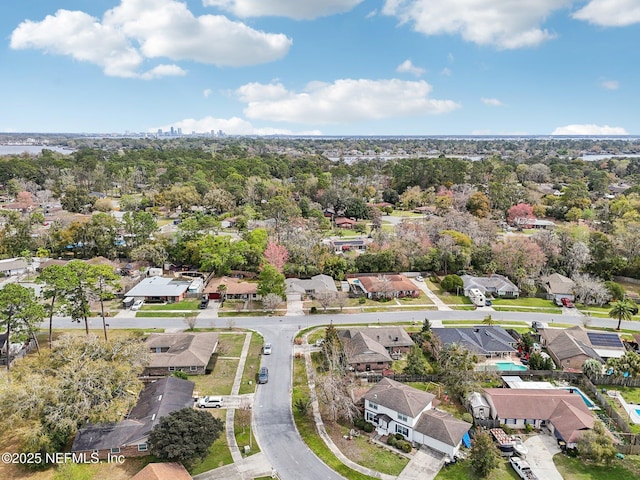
[532,321,544,332]
[258,367,269,384]
[416,275,424,282]
[131,299,144,311]
[199,297,210,309]
[197,396,224,408]
[561,297,575,308]
[485,300,493,307]
[263,343,272,355]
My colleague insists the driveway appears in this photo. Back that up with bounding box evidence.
[397,446,446,480]
[523,434,563,480]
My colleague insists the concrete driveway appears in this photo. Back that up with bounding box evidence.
[523,434,563,480]
[397,446,446,480]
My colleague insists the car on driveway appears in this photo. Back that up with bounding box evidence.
[263,343,272,355]
[131,299,144,311]
[416,275,424,282]
[258,367,269,384]
[561,297,575,308]
[532,321,544,332]
[485,300,493,306]
[197,396,224,408]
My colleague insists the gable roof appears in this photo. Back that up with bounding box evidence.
[542,326,603,364]
[431,326,517,356]
[351,274,418,294]
[539,273,575,295]
[363,378,435,418]
[203,276,258,295]
[549,399,595,443]
[339,327,414,350]
[145,332,218,368]
[414,409,471,447]
[286,275,337,295]
[72,377,194,452]
[342,331,392,365]
[131,462,192,480]
[461,274,519,294]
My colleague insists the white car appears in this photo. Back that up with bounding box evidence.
[416,275,424,282]
[263,343,272,355]
[197,396,224,408]
[131,299,144,311]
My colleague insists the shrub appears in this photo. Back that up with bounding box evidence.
[358,297,366,304]
[440,274,463,293]
[395,433,404,441]
[354,417,366,429]
[310,306,317,314]
[172,371,188,380]
[387,436,397,447]
[363,422,374,433]
[462,412,473,424]
[525,424,534,433]
[400,441,412,453]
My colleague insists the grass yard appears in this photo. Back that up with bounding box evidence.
[217,332,248,357]
[136,311,194,318]
[490,297,556,307]
[554,453,640,480]
[324,422,408,475]
[492,306,563,314]
[239,333,264,394]
[396,294,434,305]
[190,358,238,396]
[140,299,201,310]
[234,410,260,456]
[190,409,233,475]
[435,458,519,480]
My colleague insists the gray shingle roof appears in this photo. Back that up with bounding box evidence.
[343,332,393,364]
[72,377,194,452]
[363,378,435,418]
[414,409,471,447]
[125,276,191,298]
[431,326,517,356]
[145,332,218,368]
[461,274,519,295]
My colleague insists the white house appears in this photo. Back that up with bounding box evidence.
[362,378,470,457]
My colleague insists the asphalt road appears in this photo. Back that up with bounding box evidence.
[40,309,640,480]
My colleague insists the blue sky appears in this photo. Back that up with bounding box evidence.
[1,0,639,136]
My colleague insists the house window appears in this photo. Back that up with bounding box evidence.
[397,413,408,422]
[366,411,376,422]
[168,366,176,372]
[505,418,516,425]
[138,443,148,452]
[110,447,120,454]
[395,425,409,437]
[190,366,198,371]
[155,347,162,353]
[369,401,378,410]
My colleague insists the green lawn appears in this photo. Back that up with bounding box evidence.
[435,458,519,480]
[396,294,434,305]
[190,409,233,475]
[140,299,201,310]
[217,332,247,357]
[235,411,259,456]
[490,297,556,307]
[492,306,563,314]
[239,333,264,394]
[190,358,238,396]
[554,453,640,480]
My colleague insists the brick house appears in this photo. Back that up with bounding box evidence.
[347,274,420,299]
[143,332,219,376]
[72,377,194,459]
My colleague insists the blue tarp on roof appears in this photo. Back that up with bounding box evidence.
[462,432,471,448]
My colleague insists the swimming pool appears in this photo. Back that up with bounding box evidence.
[492,361,528,371]
[564,387,597,409]
[636,409,640,417]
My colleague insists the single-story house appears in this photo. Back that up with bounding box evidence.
[481,388,594,448]
[72,377,194,459]
[338,327,414,372]
[347,274,420,299]
[539,273,575,302]
[221,217,238,229]
[203,277,261,301]
[461,274,519,299]
[328,237,370,254]
[431,326,517,358]
[531,219,557,229]
[0,258,28,276]
[124,276,191,303]
[131,462,192,480]
[609,182,632,195]
[541,326,623,370]
[285,274,337,300]
[334,217,357,229]
[363,378,470,457]
[143,332,219,376]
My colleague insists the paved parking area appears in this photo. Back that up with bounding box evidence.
[523,434,563,480]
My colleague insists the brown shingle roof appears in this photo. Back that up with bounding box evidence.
[363,378,435,418]
[549,400,594,443]
[131,462,192,480]
[354,274,418,294]
[145,332,218,368]
[203,277,258,295]
[343,332,392,365]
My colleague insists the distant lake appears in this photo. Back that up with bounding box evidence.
[0,145,74,156]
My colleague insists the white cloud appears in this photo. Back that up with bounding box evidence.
[203,89,213,98]
[10,0,292,78]
[440,67,452,76]
[203,0,363,20]
[151,116,322,135]
[381,0,572,49]
[573,0,640,26]
[140,64,187,80]
[552,124,629,135]
[481,97,505,107]
[396,59,426,76]
[600,79,619,90]
[236,78,460,124]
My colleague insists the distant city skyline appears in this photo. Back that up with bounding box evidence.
[1,1,639,136]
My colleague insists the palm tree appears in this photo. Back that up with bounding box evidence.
[609,300,635,330]
[582,358,603,378]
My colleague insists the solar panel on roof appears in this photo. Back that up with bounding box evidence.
[587,332,623,348]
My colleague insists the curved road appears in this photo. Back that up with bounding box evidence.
[43,309,640,480]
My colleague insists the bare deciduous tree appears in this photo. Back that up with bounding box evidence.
[183,315,198,331]
[262,293,283,312]
[315,291,337,311]
[315,373,360,424]
[573,273,611,306]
